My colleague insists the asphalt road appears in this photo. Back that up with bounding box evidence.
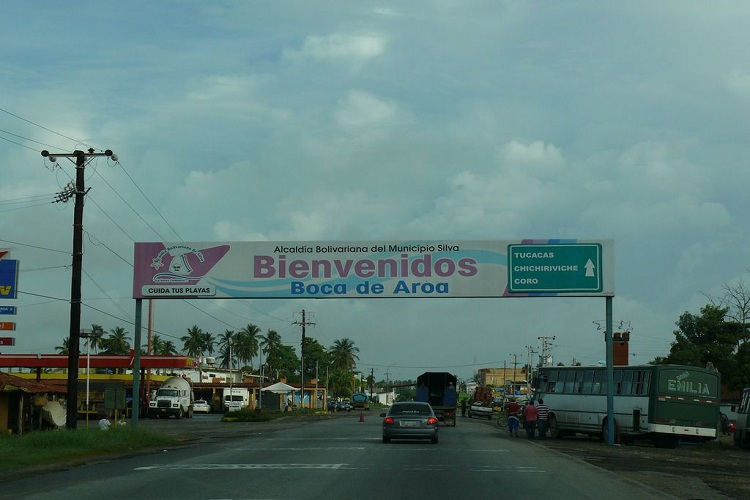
[0,411,716,500]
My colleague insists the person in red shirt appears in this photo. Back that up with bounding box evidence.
[506,398,521,437]
[522,400,539,439]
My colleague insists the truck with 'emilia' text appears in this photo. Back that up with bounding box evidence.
[416,372,458,426]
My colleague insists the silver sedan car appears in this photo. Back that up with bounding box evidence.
[381,401,439,444]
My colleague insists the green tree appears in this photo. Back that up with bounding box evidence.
[181,325,207,358]
[237,323,261,370]
[55,337,69,355]
[149,334,177,356]
[329,338,359,371]
[655,304,740,387]
[89,324,106,353]
[217,329,236,369]
[302,337,330,381]
[328,338,359,397]
[103,326,131,355]
[261,329,283,380]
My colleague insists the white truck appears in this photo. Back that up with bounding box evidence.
[148,376,194,419]
[223,387,250,412]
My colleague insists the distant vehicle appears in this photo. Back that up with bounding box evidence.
[148,376,194,419]
[491,397,505,413]
[535,364,720,448]
[468,401,493,420]
[193,399,211,414]
[381,401,439,444]
[336,401,353,412]
[351,393,370,411]
[735,387,750,449]
[415,372,458,427]
[223,388,250,412]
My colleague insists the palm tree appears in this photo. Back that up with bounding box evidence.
[89,324,106,353]
[261,329,282,379]
[329,338,359,371]
[161,340,178,356]
[103,326,131,355]
[181,325,206,358]
[148,334,178,356]
[217,329,236,369]
[261,329,282,357]
[201,330,216,357]
[237,323,261,370]
[55,337,69,355]
[328,338,360,398]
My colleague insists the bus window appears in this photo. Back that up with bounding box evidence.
[633,370,650,395]
[564,370,576,393]
[582,370,595,394]
[548,370,563,393]
[614,369,623,395]
[621,370,634,395]
[574,370,584,394]
[593,370,603,394]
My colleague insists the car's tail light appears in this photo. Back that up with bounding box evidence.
[383,417,395,425]
[427,417,438,425]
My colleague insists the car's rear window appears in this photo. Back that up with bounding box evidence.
[390,404,431,416]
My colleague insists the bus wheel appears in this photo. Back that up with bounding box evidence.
[548,415,561,439]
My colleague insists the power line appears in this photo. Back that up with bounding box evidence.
[0,106,97,150]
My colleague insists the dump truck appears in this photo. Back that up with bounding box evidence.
[148,376,194,419]
[416,372,458,426]
[351,392,370,411]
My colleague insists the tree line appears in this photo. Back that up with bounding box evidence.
[56,323,361,398]
[653,279,750,391]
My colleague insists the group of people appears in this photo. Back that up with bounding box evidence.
[506,397,549,440]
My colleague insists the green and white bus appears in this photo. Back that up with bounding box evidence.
[734,387,750,449]
[534,364,720,448]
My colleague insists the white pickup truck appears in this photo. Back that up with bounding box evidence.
[467,401,494,420]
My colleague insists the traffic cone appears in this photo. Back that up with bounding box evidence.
[359,410,365,422]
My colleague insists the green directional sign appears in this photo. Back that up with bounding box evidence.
[508,243,603,293]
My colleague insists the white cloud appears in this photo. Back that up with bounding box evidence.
[334,90,398,128]
[497,140,565,172]
[284,33,385,64]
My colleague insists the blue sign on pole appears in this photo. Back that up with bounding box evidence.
[0,306,16,315]
[0,260,19,299]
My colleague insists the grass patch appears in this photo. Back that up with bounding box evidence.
[0,426,179,471]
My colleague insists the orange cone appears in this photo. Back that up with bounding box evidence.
[359,410,365,422]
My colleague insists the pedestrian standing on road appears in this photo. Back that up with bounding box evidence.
[536,399,549,439]
[522,400,538,439]
[506,397,521,437]
[461,398,467,417]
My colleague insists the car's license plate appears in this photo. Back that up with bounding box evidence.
[401,420,418,427]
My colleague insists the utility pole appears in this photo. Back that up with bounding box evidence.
[293,309,315,409]
[511,354,520,396]
[42,148,115,430]
[525,345,538,389]
[537,335,556,367]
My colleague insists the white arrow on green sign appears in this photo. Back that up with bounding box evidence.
[507,243,603,293]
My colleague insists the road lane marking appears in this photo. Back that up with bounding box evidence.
[134,464,346,471]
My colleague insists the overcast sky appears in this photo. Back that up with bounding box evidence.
[2,1,749,383]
